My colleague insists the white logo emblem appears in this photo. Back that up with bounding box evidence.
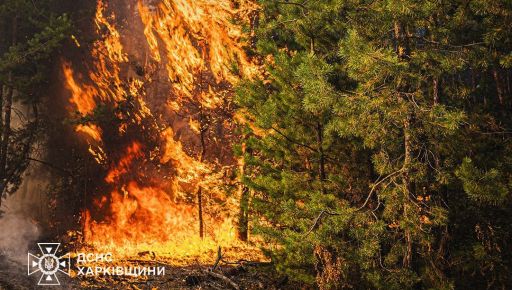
[27,243,71,286]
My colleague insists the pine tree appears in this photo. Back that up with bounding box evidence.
[0,0,71,209]
[236,0,375,287]
[237,0,512,289]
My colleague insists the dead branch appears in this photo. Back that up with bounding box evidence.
[304,169,405,235]
[26,157,71,175]
[214,246,271,268]
[205,270,240,290]
[304,209,340,236]
[221,259,272,267]
[356,168,404,211]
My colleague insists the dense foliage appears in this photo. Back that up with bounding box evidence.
[0,0,70,206]
[236,0,512,289]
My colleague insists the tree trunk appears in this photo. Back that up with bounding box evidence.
[238,186,250,241]
[197,112,207,239]
[394,22,410,58]
[0,74,13,198]
[507,69,511,101]
[395,20,413,268]
[237,142,250,241]
[0,84,3,209]
[0,85,3,135]
[505,69,512,105]
[433,77,439,105]
[317,121,326,194]
[197,186,204,239]
[249,9,259,49]
[493,68,504,105]
[402,115,413,268]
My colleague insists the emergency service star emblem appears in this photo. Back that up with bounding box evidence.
[27,243,71,286]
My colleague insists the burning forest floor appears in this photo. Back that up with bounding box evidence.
[0,260,293,289]
[0,244,300,290]
[75,261,292,290]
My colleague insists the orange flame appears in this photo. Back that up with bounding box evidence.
[76,124,103,142]
[62,0,261,261]
[62,63,98,115]
[104,142,143,183]
[137,0,258,101]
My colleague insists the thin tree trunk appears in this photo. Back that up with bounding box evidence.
[197,112,207,239]
[317,122,326,194]
[493,68,504,105]
[402,115,413,268]
[249,9,259,49]
[197,187,204,238]
[433,77,439,105]
[0,75,13,197]
[196,45,208,239]
[0,85,3,132]
[395,20,413,268]
[0,84,3,209]
[507,70,511,102]
[394,22,409,58]
[238,186,250,241]
[237,141,250,241]
[0,85,3,155]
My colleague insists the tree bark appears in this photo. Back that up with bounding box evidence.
[394,22,410,58]
[317,121,326,194]
[0,85,3,135]
[237,141,250,241]
[493,68,504,105]
[197,186,204,238]
[507,69,511,101]
[394,20,413,268]
[238,186,250,241]
[402,115,413,268]
[0,75,13,200]
[197,112,207,239]
[433,77,439,105]
[0,84,3,209]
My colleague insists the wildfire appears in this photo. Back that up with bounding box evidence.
[62,63,97,116]
[76,124,103,142]
[137,0,258,104]
[62,0,260,261]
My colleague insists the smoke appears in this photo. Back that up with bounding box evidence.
[0,210,40,264]
[0,160,48,264]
